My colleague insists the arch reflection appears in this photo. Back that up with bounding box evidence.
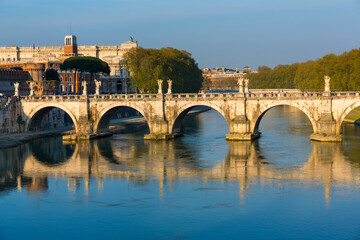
[2,137,355,204]
[29,137,75,166]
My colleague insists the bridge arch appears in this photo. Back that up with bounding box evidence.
[337,101,360,134]
[94,103,150,134]
[170,103,230,135]
[25,104,79,133]
[252,103,317,135]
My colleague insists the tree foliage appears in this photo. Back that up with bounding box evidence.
[247,48,360,91]
[61,56,110,75]
[45,68,59,81]
[124,47,203,93]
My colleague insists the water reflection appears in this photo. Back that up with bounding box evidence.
[1,133,360,204]
[29,138,75,165]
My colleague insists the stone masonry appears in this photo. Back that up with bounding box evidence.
[14,76,360,142]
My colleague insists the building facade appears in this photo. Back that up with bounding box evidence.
[0,35,137,77]
[202,67,249,90]
[0,35,137,95]
[0,69,31,96]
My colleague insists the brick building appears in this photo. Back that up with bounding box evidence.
[0,69,31,96]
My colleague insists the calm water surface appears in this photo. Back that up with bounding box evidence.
[1,106,360,240]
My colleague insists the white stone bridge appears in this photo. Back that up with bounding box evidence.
[18,83,360,142]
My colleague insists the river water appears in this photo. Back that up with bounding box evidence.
[1,106,360,240]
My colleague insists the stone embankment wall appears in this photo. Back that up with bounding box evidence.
[0,98,20,134]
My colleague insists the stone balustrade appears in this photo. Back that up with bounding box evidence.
[19,90,360,102]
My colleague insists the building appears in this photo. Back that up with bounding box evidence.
[0,69,31,96]
[242,66,251,73]
[0,35,137,95]
[58,70,93,94]
[0,35,137,78]
[202,66,250,90]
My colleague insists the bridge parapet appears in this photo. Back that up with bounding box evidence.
[21,95,87,102]
[331,92,360,97]
[19,91,360,103]
[89,94,158,100]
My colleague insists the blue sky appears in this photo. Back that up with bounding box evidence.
[1,0,360,70]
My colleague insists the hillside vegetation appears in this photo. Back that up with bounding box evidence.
[247,48,360,91]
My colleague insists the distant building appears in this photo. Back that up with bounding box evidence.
[0,35,137,95]
[0,69,31,96]
[242,66,251,73]
[58,70,93,94]
[202,66,251,90]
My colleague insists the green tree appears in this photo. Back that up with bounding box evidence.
[124,47,203,93]
[61,56,110,92]
[45,68,59,81]
[247,48,360,91]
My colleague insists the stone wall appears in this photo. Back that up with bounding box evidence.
[0,98,20,134]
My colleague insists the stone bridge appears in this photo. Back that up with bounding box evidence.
[17,78,360,142]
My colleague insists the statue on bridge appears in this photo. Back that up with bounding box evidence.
[244,78,249,93]
[82,81,87,96]
[29,82,34,96]
[167,79,172,94]
[238,77,250,94]
[95,79,101,96]
[157,79,163,94]
[324,75,331,93]
[238,77,244,93]
[14,82,20,97]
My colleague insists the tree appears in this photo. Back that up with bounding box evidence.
[247,47,360,91]
[61,56,110,92]
[45,69,59,81]
[124,47,203,93]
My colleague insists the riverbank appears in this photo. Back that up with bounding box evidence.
[344,108,360,125]
[0,127,73,149]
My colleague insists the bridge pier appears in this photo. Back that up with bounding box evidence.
[310,113,342,142]
[144,117,174,140]
[226,115,260,141]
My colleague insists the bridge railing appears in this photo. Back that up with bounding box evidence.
[171,93,238,99]
[331,92,360,97]
[20,94,160,101]
[19,91,360,101]
[21,95,85,101]
[88,94,158,99]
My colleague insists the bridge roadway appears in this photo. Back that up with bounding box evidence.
[18,89,360,142]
